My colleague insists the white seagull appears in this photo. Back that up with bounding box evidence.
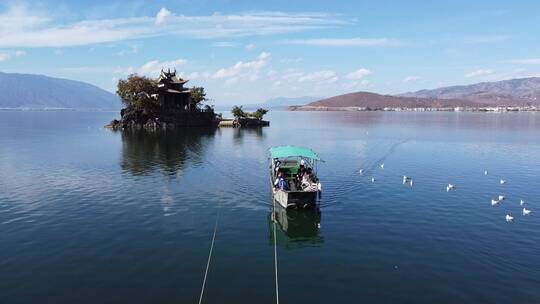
[520,199,525,206]
[498,195,505,201]
[523,208,531,216]
[491,199,500,206]
[500,179,506,185]
[409,179,413,186]
[359,169,364,175]
[506,214,514,222]
[446,184,455,192]
[484,170,488,175]
[402,175,409,184]
[371,177,375,183]
[380,164,385,169]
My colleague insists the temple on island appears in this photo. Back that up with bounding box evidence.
[107,68,220,130]
[154,68,195,111]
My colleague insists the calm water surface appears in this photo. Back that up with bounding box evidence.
[1,111,539,303]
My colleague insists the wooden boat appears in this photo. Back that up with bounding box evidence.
[269,146,322,209]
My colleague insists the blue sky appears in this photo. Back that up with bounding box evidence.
[0,0,539,104]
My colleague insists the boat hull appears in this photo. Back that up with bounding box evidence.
[272,188,318,209]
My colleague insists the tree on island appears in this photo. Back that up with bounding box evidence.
[116,74,159,114]
[251,108,269,120]
[231,105,247,118]
[231,106,269,120]
[190,86,207,109]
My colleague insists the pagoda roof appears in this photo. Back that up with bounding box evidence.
[156,68,189,84]
[166,89,190,94]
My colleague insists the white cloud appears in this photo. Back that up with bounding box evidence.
[212,52,271,81]
[298,70,338,83]
[341,79,373,91]
[280,57,303,64]
[508,58,540,65]
[465,69,494,78]
[345,68,371,80]
[245,43,256,50]
[155,8,171,25]
[274,69,338,85]
[124,58,188,76]
[283,37,400,47]
[0,5,347,47]
[0,49,26,61]
[0,52,10,62]
[115,45,138,56]
[403,76,420,83]
[463,35,509,44]
[212,41,236,47]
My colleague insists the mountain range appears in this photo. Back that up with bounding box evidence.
[0,72,120,110]
[1,71,539,111]
[291,77,540,110]
[400,77,540,106]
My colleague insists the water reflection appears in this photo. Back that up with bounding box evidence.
[233,127,265,144]
[119,128,216,176]
[269,201,323,249]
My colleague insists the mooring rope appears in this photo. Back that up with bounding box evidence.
[198,211,219,304]
[272,199,280,304]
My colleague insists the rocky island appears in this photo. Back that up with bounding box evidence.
[107,69,219,130]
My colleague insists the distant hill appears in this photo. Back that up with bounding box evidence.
[400,77,540,106]
[290,77,540,110]
[290,91,485,110]
[0,72,120,110]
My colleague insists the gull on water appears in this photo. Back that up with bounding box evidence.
[523,208,531,216]
[371,177,375,183]
[491,199,500,206]
[506,214,514,222]
[500,179,506,185]
[484,170,488,175]
[446,184,455,192]
[409,179,413,186]
[498,195,505,201]
[380,164,384,169]
[520,199,525,206]
[359,169,364,175]
[402,175,409,184]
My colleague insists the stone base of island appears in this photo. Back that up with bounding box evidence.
[218,117,270,128]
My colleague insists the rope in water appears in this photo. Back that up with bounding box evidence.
[198,212,219,304]
[273,199,280,304]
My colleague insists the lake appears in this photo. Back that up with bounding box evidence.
[1,110,539,303]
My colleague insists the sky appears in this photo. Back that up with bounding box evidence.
[0,0,539,105]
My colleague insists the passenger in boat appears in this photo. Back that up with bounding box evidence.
[295,160,307,188]
[274,171,290,191]
[301,168,318,191]
[274,159,281,175]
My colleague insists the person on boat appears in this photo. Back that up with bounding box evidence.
[274,171,289,191]
[274,159,281,175]
[295,159,307,188]
[301,168,318,191]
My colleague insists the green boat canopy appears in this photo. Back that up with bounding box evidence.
[270,146,321,161]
